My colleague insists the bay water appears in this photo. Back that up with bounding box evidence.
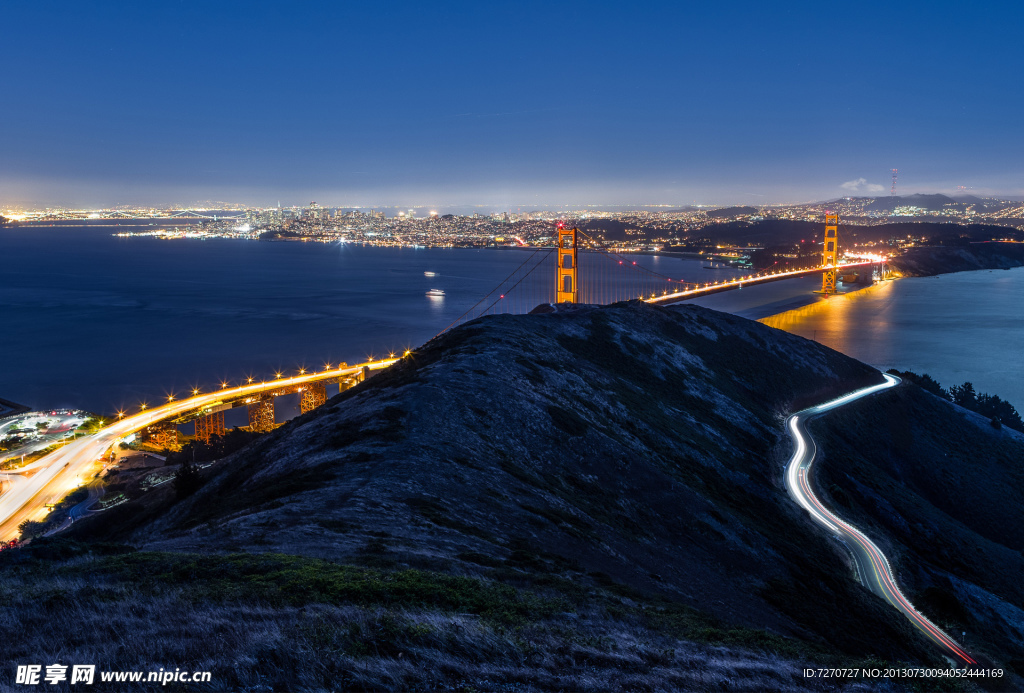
[2,226,1021,417]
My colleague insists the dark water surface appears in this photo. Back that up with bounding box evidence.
[0,227,726,412]
[756,268,1024,406]
[2,226,1022,413]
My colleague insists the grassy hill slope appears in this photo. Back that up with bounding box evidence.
[3,302,1017,690]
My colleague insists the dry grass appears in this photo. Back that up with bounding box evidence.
[0,558,950,693]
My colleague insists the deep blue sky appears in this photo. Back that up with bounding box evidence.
[2,1,1022,208]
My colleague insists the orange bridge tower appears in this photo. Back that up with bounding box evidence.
[821,214,839,294]
[556,224,578,303]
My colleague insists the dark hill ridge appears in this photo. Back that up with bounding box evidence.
[866,193,958,212]
[705,205,759,219]
[28,300,1023,689]
[120,304,940,654]
[890,243,1024,276]
[700,219,1022,247]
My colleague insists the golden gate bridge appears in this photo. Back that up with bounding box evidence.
[440,214,886,334]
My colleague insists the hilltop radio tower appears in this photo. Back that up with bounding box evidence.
[891,168,898,197]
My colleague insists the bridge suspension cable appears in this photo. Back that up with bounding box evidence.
[575,229,696,302]
[436,248,554,336]
[433,219,884,337]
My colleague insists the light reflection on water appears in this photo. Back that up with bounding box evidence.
[756,269,1024,406]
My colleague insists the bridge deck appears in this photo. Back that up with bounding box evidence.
[645,261,878,306]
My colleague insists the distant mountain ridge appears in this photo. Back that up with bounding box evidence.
[865,193,957,211]
[705,205,759,218]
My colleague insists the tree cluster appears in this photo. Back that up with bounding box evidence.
[888,370,1024,432]
[17,520,46,540]
[165,427,263,467]
[172,460,203,500]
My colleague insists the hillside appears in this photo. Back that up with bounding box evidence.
[5,302,1021,690]
[699,219,1021,248]
[866,193,957,212]
[890,243,1024,276]
[811,388,1024,672]
[705,205,759,219]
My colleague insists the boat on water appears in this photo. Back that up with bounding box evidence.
[840,272,859,284]
[424,271,437,277]
[425,289,445,297]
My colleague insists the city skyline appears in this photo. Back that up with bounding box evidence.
[3,1,1024,207]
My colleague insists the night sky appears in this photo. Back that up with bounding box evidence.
[2,1,1021,208]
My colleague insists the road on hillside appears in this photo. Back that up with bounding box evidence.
[0,358,398,541]
[783,373,977,666]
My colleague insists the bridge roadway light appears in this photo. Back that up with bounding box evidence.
[192,388,199,396]
[274,372,282,379]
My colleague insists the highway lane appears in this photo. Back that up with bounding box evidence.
[646,260,879,305]
[784,373,977,665]
[0,358,399,541]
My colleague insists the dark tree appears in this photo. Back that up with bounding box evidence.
[975,393,1024,432]
[173,460,203,500]
[886,370,950,400]
[165,428,263,467]
[948,382,978,409]
[18,520,46,540]
[890,372,1023,433]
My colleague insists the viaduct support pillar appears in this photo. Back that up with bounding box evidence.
[248,396,275,432]
[195,410,226,443]
[300,382,327,414]
[147,422,180,451]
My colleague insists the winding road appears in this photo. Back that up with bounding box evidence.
[0,358,398,541]
[784,373,977,666]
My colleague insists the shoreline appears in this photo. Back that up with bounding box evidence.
[889,242,1024,277]
[755,265,1024,408]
